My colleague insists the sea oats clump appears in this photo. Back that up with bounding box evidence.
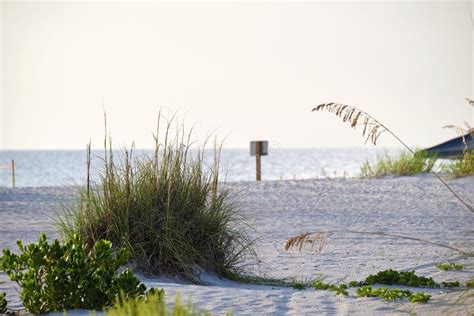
[312,102,473,213]
[58,113,255,280]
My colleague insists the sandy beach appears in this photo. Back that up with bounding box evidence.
[1,176,473,315]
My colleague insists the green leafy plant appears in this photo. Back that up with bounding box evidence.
[311,280,331,291]
[0,292,7,314]
[58,114,255,280]
[0,233,153,314]
[356,285,430,303]
[435,262,464,271]
[356,285,376,298]
[441,281,461,288]
[356,286,411,301]
[364,269,438,288]
[311,280,348,296]
[466,280,474,288]
[409,291,431,304]
[359,150,436,178]
[305,271,442,303]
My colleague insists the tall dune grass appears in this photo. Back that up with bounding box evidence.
[57,114,255,280]
[359,150,436,178]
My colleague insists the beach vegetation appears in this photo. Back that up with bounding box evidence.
[0,292,7,313]
[57,114,255,280]
[363,269,438,288]
[311,280,348,296]
[441,281,461,288]
[105,292,223,316]
[441,150,474,179]
[359,150,436,178]
[292,282,307,290]
[356,285,411,301]
[271,270,466,304]
[229,273,312,289]
[435,262,464,271]
[356,285,430,303]
[312,102,473,212]
[0,233,153,314]
[408,291,431,304]
[307,275,436,303]
[443,118,473,179]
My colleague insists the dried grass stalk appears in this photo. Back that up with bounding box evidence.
[285,230,472,256]
[312,103,390,146]
[285,232,327,253]
[444,124,473,160]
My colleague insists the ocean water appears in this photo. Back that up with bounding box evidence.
[0,147,400,187]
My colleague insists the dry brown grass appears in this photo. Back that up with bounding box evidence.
[444,124,473,152]
[285,230,473,256]
[312,103,398,146]
[285,232,327,253]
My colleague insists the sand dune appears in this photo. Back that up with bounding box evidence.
[1,176,473,315]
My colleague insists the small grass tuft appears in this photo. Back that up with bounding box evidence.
[441,150,474,178]
[359,150,436,178]
[435,262,464,271]
[292,282,307,290]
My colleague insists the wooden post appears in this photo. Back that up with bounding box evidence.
[256,143,261,181]
[250,140,268,181]
[11,159,15,188]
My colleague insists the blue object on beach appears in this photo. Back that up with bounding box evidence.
[423,130,473,159]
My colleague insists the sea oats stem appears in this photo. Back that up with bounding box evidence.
[313,103,473,213]
[287,230,472,256]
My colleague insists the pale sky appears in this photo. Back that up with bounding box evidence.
[1,1,473,150]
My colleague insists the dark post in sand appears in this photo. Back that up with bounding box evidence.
[250,141,268,181]
[11,159,15,188]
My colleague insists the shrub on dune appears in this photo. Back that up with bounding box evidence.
[57,115,255,280]
[0,233,152,314]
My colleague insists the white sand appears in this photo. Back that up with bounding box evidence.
[1,176,473,315]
